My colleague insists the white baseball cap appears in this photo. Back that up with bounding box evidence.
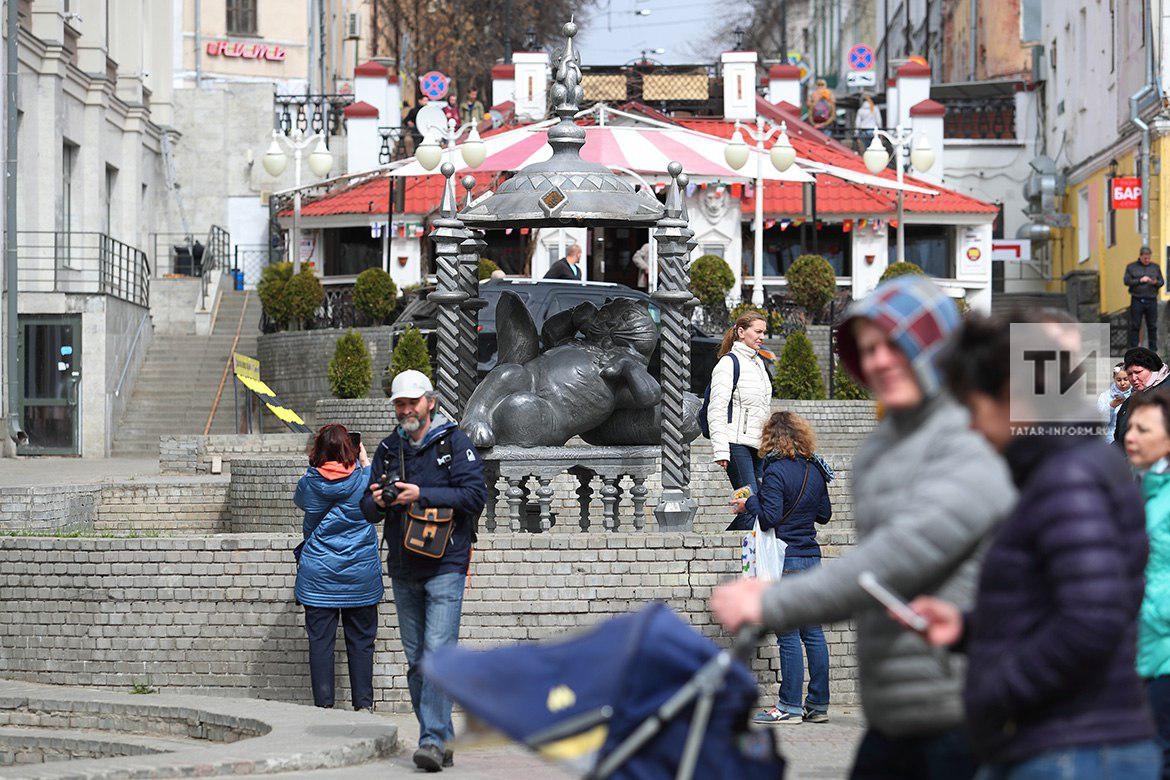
[389,369,434,401]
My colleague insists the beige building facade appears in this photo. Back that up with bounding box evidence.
[173,0,375,91]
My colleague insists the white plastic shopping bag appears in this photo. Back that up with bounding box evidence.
[741,518,787,581]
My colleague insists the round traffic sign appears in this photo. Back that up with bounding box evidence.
[848,44,874,71]
[419,70,450,100]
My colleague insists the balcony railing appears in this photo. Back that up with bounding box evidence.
[17,231,151,308]
[943,97,1017,140]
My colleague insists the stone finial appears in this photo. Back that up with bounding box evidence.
[440,162,457,218]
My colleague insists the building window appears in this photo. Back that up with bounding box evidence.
[891,225,953,278]
[226,0,258,36]
[700,243,726,258]
[323,227,381,277]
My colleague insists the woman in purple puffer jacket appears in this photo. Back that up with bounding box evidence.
[912,313,1157,779]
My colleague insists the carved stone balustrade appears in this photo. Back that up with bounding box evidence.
[481,445,658,532]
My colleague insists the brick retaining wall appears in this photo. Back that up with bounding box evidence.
[95,478,231,535]
[229,458,305,532]
[159,434,310,475]
[0,534,858,711]
[0,486,99,534]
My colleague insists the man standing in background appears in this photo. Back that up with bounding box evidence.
[544,244,582,280]
[1125,246,1163,350]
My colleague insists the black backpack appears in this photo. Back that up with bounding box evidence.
[698,353,741,439]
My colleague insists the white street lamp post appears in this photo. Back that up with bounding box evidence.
[863,125,934,266]
[262,130,333,274]
[724,118,796,306]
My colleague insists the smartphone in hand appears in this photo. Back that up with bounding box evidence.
[858,572,929,633]
[348,431,362,449]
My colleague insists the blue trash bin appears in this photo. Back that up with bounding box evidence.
[233,270,245,290]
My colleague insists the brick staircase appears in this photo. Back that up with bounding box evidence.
[111,291,260,456]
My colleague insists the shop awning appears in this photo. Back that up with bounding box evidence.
[386,122,814,183]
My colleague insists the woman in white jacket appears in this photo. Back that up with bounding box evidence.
[709,311,773,529]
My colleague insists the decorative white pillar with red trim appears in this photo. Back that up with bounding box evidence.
[766,64,802,109]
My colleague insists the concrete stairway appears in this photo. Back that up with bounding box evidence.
[111,290,260,456]
[991,291,1068,315]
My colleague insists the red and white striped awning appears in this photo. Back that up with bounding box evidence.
[387,122,815,183]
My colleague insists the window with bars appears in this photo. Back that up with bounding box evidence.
[226,0,258,36]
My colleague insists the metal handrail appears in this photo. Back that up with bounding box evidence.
[113,312,151,398]
[200,225,231,309]
[16,231,150,308]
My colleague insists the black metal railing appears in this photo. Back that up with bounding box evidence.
[273,92,354,137]
[259,280,406,334]
[16,231,150,308]
[201,225,231,303]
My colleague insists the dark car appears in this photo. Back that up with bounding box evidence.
[388,278,721,395]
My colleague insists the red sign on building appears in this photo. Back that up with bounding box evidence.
[1111,177,1143,209]
[206,41,287,61]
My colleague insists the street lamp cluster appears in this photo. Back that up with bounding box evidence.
[723,118,797,306]
[415,121,487,172]
[862,126,935,266]
[261,131,334,273]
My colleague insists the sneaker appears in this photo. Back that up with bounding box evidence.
[443,749,454,768]
[413,743,444,772]
[802,708,829,724]
[752,707,802,724]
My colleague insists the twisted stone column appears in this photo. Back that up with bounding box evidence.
[456,175,487,419]
[651,163,698,530]
[427,163,471,420]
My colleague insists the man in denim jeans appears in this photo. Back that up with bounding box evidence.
[362,370,487,772]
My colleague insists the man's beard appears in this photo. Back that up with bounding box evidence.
[399,415,423,433]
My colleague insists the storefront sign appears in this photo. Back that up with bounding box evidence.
[1111,177,1142,209]
[206,40,287,61]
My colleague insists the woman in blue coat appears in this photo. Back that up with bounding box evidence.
[294,423,383,710]
[732,410,833,724]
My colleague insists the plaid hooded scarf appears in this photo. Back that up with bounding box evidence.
[834,275,961,398]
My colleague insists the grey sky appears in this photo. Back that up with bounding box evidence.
[575,0,750,66]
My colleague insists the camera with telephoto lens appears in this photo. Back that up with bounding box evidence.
[380,474,400,506]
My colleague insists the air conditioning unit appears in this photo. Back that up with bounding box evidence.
[345,12,361,40]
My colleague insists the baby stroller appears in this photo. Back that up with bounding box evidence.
[422,602,785,779]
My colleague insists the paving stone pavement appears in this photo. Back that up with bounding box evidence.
[296,708,865,778]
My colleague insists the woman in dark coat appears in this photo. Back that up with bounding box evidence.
[912,314,1157,778]
[733,410,833,725]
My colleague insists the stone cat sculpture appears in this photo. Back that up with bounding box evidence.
[462,291,697,447]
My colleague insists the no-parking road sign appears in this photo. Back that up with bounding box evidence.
[848,44,875,71]
[419,70,450,100]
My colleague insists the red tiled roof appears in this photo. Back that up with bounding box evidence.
[286,172,497,218]
[491,64,515,78]
[667,97,996,217]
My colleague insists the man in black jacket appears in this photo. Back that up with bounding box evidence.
[1113,347,1169,450]
[1124,246,1164,350]
[544,244,582,280]
[360,369,487,773]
